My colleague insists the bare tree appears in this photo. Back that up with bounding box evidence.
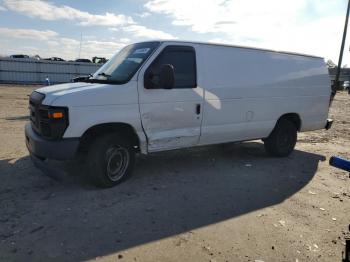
[327,59,337,68]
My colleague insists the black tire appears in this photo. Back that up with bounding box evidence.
[263,119,297,157]
[86,133,135,188]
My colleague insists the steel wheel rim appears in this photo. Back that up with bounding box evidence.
[105,146,129,182]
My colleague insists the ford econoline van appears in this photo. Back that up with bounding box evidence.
[25,40,333,187]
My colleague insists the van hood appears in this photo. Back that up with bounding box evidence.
[36,82,102,105]
[35,81,138,107]
[37,82,93,96]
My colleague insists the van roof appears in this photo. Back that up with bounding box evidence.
[138,40,323,60]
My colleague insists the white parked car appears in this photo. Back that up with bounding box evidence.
[25,40,333,187]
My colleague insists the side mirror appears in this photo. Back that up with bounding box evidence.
[159,64,175,89]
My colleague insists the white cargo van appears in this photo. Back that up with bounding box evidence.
[25,40,333,187]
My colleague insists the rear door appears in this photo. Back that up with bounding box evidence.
[137,44,204,152]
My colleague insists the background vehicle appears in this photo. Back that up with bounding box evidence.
[75,58,92,63]
[10,54,30,59]
[25,40,332,187]
[44,57,65,62]
[92,56,108,64]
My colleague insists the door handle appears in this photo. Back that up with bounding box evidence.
[196,104,201,115]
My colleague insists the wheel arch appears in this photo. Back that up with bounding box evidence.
[78,122,142,153]
[276,113,302,131]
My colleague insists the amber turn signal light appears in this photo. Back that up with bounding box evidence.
[49,112,64,119]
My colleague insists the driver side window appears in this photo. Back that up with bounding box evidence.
[145,46,197,89]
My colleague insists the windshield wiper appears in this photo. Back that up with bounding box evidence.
[97,72,112,78]
[73,74,92,83]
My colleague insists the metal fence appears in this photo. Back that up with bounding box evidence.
[328,67,350,82]
[0,58,101,84]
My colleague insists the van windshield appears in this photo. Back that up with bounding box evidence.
[90,41,160,84]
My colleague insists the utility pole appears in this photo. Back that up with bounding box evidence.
[333,0,350,96]
[78,32,83,59]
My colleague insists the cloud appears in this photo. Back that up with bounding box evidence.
[81,40,124,53]
[145,0,349,63]
[120,38,131,43]
[109,24,176,39]
[122,24,176,39]
[0,5,7,11]
[144,0,312,33]
[3,0,175,42]
[135,12,151,18]
[0,27,127,59]
[108,27,119,32]
[0,27,58,40]
[4,0,134,26]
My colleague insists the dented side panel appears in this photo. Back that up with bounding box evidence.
[141,101,203,151]
[137,43,204,152]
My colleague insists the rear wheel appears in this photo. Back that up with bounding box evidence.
[87,133,135,188]
[263,119,297,157]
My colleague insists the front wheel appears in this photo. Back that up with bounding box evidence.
[263,119,297,157]
[87,133,135,188]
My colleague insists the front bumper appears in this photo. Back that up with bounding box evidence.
[25,123,79,160]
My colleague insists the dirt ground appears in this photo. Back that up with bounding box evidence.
[0,85,349,262]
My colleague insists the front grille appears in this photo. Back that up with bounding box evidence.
[40,122,51,137]
[29,92,51,137]
[29,91,68,140]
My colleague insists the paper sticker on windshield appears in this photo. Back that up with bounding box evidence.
[133,48,150,54]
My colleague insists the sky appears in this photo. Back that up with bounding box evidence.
[0,0,349,65]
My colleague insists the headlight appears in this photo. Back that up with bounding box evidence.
[46,106,69,139]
